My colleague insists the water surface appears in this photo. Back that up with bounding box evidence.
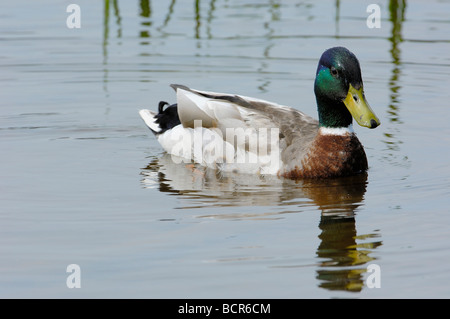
[1,0,450,298]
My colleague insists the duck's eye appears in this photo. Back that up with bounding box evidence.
[330,67,338,77]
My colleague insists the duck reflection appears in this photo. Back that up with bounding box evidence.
[141,154,382,292]
[310,178,382,292]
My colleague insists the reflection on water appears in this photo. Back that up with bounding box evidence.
[103,0,400,294]
[4,0,450,299]
[103,0,122,61]
[140,0,151,42]
[141,154,382,292]
[334,0,340,37]
[383,0,408,167]
[102,0,122,97]
[317,216,382,292]
[131,2,388,292]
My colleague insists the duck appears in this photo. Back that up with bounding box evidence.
[139,46,380,179]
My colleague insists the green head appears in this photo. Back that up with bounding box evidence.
[314,47,380,129]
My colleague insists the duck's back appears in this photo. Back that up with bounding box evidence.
[140,85,322,175]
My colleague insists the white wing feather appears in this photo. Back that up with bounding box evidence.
[142,87,284,174]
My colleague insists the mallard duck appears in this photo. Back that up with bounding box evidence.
[139,47,380,179]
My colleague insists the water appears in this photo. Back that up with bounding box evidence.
[1,0,450,298]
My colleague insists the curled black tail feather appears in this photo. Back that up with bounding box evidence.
[155,101,181,134]
[158,101,169,113]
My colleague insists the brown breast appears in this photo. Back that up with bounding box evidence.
[281,133,368,179]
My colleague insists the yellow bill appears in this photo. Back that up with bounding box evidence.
[343,84,380,129]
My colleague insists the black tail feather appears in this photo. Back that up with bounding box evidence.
[155,101,181,134]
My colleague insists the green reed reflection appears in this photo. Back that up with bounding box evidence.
[101,0,292,92]
[140,0,151,42]
[103,0,122,60]
[102,0,109,63]
[102,0,122,94]
[157,0,177,33]
[335,0,340,37]
[388,0,406,123]
[195,0,201,39]
[383,0,407,161]
[206,0,216,39]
